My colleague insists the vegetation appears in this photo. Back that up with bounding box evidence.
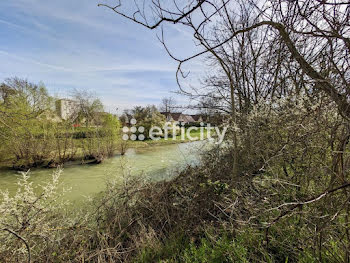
[120,105,166,140]
[0,77,121,169]
[1,93,349,262]
[2,0,350,262]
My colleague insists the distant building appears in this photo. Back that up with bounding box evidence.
[161,112,201,125]
[190,114,204,123]
[55,99,79,120]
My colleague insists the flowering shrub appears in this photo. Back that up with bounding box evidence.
[0,169,69,262]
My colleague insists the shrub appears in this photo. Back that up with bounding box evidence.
[0,169,70,262]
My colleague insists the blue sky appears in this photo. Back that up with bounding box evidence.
[0,0,204,114]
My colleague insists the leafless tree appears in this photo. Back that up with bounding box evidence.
[72,89,104,127]
[99,0,350,117]
[159,96,177,113]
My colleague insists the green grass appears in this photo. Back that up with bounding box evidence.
[134,229,269,263]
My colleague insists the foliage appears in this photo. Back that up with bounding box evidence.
[0,78,121,168]
[0,78,55,168]
[121,105,165,139]
[0,169,71,262]
[80,113,120,159]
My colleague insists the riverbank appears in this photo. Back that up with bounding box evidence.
[0,129,207,170]
[0,141,204,203]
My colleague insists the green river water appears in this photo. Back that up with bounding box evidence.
[0,141,207,204]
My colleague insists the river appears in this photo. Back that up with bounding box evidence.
[0,141,206,203]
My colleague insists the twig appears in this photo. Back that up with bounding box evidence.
[268,181,350,226]
[2,228,31,263]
